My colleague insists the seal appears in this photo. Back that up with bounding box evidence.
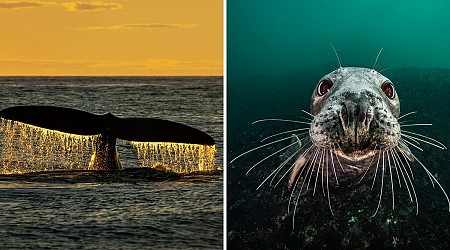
[231,65,449,219]
[289,67,402,188]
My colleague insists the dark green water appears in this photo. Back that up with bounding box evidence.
[227,1,450,249]
[228,0,450,81]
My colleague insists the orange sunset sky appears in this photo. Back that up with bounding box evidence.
[0,0,223,76]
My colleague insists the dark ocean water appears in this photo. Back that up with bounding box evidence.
[0,76,223,249]
[227,1,450,248]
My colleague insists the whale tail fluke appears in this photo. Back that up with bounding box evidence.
[0,106,216,174]
[0,106,215,145]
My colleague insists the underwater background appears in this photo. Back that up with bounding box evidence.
[227,0,450,249]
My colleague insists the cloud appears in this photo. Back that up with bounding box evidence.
[0,1,54,9]
[0,1,122,11]
[62,1,123,12]
[80,23,197,30]
[90,59,222,70]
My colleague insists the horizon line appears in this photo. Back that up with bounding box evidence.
[0,74,223,77]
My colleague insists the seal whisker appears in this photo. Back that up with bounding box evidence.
[269,152,299,187]
[295,146,318,196]
[261,129,309,142]
[371,149,383,190]
[401,130,447,150]
[257,146,301,190]
[387,150,395,210]
[301,109,314,118]
[270,139,310,187]
[372,48,384,71]
[401,133,446,150]
[391,150,406,191]
[357,144,379,184]
[288,163,304,214]
[247,140,299,176]
[252,119,311,125]
[412,154,437,189]
[400,123,432,127]
[400,134,421,146]
[398,111,417,120]
[372,151,386,217]
[321,149,327,196]
[288,144,315,214]
[292,146,320,229]
[295,114,314,122]
[397,141,415,179]
[399,120,416,125]
[394,146,419,214]
[392,149,413,201]
[409,151,450,211]
[323,150,327,195]
[329,43,342,68]
[292,180,302,229]
[326,149,334,216]
[304,147,321,195]
[313,149,325,196]
[378,67,391,73]
[329,149,339,186]
[402,129,444,143]
[333,144,347,172]
[292,165,309,230]
[400,138,424,152]
[275,140,313,188]
[389,149,402,189]
[230,136,293,164]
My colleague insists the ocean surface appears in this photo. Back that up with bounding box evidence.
[228,1,450,249]
[0,76,223,249]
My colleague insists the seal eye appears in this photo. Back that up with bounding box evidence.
[317,79,333,96]
[381,81,395,99]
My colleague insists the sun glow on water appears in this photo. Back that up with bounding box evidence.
[0,118,217,174]
[130,141,216,173]
[0,118,97,174]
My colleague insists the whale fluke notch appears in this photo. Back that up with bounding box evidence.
[0,105,216,173]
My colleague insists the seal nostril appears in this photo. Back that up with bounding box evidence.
[341,99,357,127]
[358,101,370,125]
[340,104,349,128]
[358,106,366,124]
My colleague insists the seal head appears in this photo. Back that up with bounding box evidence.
[310,67,400,159]
[288,67,407,188]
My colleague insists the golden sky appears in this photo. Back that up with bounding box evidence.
[0,0,223,76]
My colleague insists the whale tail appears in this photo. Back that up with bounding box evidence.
[0,106,216,173]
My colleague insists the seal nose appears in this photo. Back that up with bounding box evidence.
[339,93,372,150]
[340,94,370,128]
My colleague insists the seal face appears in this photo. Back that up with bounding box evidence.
[306,67,401,185]
[310,67,400,155]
